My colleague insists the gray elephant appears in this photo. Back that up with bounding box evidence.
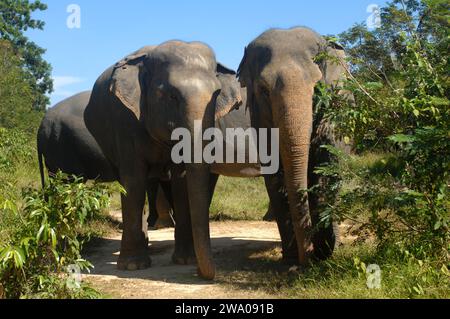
[167,81,267,265]
[36,91,173,228]
[155,63,347,271]
[84,41,242,278]
[237,27,352,266]
[37,91,118,184]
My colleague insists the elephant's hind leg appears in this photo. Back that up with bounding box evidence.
[146,179,159,229]
[171,174,196,265]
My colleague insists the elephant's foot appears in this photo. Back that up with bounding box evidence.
[117,253,152,271]
[281,253,299,265]
[172,248,197,265]
[280,241,299,264]
[312,221,340,260]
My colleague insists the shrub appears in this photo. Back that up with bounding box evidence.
[0,127,37,202]
[313,0,449,270]
[0,172,112,298]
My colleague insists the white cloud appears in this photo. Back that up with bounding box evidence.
[52,76,84,97]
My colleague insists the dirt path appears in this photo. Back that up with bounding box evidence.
[83,212,282,299]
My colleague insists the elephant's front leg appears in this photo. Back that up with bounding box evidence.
[171,173,219,265]
[117,171,151,271]
[264,173,298,263]
[171,174,196,265]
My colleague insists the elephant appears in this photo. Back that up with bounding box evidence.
[166,82,268,265]
[147,184,175,229]
[84,41,242,279]
[37,91,118,185]
[36,91,173,228]
[237,27,353,266]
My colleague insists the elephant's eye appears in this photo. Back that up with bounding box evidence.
[169,92,178,102]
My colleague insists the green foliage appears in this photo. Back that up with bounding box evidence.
[332,0,449,149]
[0,40,43,132]
[0,0,52,110]
[0,127,37,201]
[316,149,448,260]
[0,128,33,172]
[0,172,112,298]
[312,0,449,279]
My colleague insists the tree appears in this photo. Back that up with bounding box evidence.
[338,0,449,84]
[0,40,42,133]
[0,0,52,110]
[318,0,449,259]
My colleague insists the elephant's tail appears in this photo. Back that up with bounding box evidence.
[37,141,45,189]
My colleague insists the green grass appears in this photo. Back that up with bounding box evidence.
[208,158,449,299]
[109,176,270,222]
[210,177,269,221]
[217,243,450,299]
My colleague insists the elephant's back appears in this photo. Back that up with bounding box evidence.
[38,90,118,181]
[41,91,93,146]
[38,91,91,151]
[46,91,91,118]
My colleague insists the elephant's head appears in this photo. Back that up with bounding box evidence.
[109,41,242,279]
[238,27,348,265]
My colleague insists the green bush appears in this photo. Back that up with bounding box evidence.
[0,128,37,202]
[0,172,112,299]
[313,0,449,272]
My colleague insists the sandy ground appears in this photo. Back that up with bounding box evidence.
[83,212,282,299]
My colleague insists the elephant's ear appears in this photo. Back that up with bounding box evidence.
[109,52,148,119]
[215,63,243,120]
[216,63,236,75]
[328,41,345,51]
[321,41,348,86]
[237,47,249,88]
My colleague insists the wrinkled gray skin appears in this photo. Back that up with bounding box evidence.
[238,27,352,265]
[151,84,275,233]
[37,91,170,229]
[84,42,242,279]
[167,82,269,265]
[37,91,118,184]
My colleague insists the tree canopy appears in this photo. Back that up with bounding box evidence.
[0,0,52,110]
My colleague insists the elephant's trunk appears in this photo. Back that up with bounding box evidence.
[186,163,215,280]
[183,95,216,280]
[274,71,315,265]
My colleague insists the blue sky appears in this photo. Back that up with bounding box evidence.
[26,0,388,106]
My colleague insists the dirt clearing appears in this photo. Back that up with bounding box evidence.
[83,212,283,299]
